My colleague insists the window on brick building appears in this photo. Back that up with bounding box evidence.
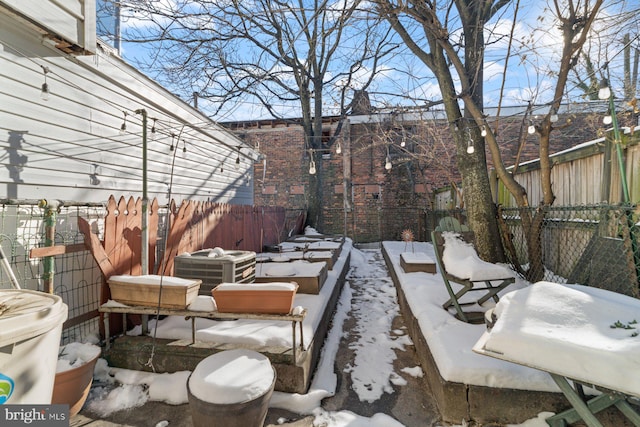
[321,128,331,147]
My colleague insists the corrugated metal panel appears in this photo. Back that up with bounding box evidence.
[0,13,255,205]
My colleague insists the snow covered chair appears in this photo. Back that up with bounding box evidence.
[435,216,469,233]
[431,230,515,323]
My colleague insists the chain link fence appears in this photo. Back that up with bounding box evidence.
[0,199,305,344]
[0,200,106,344]
[431,204,640,298]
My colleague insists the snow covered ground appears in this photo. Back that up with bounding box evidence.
[81,237,619,427]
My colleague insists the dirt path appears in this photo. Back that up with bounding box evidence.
[266,248,440,426]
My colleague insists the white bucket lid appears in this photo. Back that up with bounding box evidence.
[0,289,68,348]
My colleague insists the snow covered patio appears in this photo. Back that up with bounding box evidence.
[382,240,640,426]
[75,238,640,427]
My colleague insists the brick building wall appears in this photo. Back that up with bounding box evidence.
[222,106,604,243]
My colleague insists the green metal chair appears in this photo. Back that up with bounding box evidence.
[431,229,515,323]
[435,216,469,233]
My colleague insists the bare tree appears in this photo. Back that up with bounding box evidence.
[373,1,610,281]
[373,0,512,261]
[570,9,640,101]
[119,0,398,229]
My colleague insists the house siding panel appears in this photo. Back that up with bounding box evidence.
[1,12,254,204]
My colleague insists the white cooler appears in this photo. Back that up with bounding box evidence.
[0,289,68,404]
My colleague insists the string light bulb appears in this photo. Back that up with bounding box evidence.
[385,155,392,170]
[527,121,535,135]
[400,137,406,148]
[384,146,392,170]
[466,140,475,154]
[120,111,128,135]
[336,141,342,154]
[599,76,613,125]
[40,65,50,101]
[150,118,157,140]
[598,78,611,100]
[182,140,187,153]
[309,150,316,175]
[169,133,175,151]
[480,125,487,137]
[235,150,241,170]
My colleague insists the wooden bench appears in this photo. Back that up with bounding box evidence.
[99,304,307,363]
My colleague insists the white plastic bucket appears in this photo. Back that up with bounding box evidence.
[0,289,68,404]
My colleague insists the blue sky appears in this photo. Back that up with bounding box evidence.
[108,1,638,122]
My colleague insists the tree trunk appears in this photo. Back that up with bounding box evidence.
[306,83,326,230]
[307,153,323,229]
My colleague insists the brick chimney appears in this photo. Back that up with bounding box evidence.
[352,90,371,115]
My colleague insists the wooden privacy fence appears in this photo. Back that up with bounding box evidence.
[157,199,305,275]
[79,195,305,295]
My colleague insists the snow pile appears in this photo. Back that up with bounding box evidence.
[477,281,640,397]
[87,363,191,416]
[401,252,434,264]
[344,248,412,403]
[257,260,326,278]
[441,232,514,280]
[57,342,101,373]
[214,282,297,291]
[108,274,198,287]
[187,295,216,311]
[188,349,274,404]
[382,241,554,392]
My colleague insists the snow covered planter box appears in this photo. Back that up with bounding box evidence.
[400,252,436,274]
[108,275,201,309]
[254,260,327,294]
[212,282,298,314]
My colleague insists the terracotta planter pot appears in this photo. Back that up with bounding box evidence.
[52,354,100,417]
[212,283,298,314]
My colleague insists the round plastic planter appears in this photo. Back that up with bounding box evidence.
[187,350,276,427]
[52,352,100,417]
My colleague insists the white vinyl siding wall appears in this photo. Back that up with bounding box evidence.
[0,11,255,204]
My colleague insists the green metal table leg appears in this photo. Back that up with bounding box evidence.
[547,374,604,427]
[615,399,640,426]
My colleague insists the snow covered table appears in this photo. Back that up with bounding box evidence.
[473,281,640,427]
